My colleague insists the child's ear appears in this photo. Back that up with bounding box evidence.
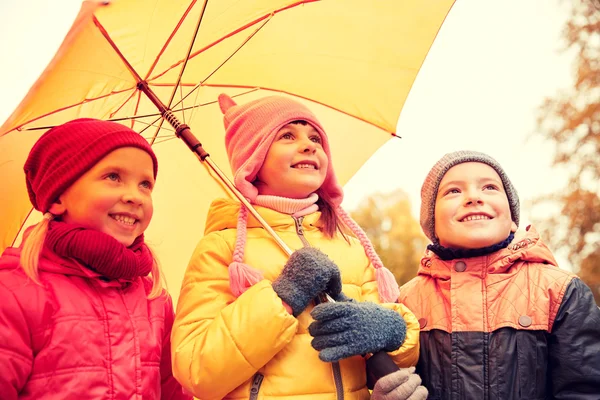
[49,200,66,216]
[511,221,518,233]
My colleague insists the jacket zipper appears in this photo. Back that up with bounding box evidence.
[249,373,264,400]
[292,216,344,400]
[293,216,312,248]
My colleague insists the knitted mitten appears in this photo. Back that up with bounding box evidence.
[371,367,428,400]
[272,248,342,317]
[309,301,406,362]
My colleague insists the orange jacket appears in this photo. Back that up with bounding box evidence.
[399,226,600,399]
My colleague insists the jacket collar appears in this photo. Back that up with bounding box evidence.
[204,198,322,235]
[418,226,559,279]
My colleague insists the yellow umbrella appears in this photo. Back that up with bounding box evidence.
[0,0,454,302]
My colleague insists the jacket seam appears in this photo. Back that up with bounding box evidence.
[220,308,260,370]
[91,283,115,400]
[120,289,143,398]
[548,275,575,330]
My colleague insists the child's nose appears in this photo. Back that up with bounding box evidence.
[122,186,144,205]
[464,190,483,206]
[300,138,317,153]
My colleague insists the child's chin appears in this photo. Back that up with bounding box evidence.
[109,233,136,247]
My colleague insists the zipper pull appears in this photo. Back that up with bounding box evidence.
[293,216,305,236]
[250,373,264,397]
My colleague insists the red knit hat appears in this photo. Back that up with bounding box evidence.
[220,93,344,205]
[24,118,158,213]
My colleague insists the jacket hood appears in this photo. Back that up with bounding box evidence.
[418,226,558,279]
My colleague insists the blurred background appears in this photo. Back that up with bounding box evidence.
[1,0,598,304]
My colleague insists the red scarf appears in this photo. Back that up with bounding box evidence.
[44,221,154,280]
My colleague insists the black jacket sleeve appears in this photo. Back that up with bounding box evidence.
[548,278,600,399]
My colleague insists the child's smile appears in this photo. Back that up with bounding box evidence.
[256,122,328,198]
[51,147,155,247]
[434,162,517,249]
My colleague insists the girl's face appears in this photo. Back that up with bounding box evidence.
[255,121,328,198]
[434,162,517,249]
[50,147,155,247]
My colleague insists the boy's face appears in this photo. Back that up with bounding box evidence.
[434,162,517,249]
[50,147,155,247]
[255,122,328,198]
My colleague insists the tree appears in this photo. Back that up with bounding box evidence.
[535,1,600,304]
[351,189,428,286]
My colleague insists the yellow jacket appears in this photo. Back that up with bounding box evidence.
[172,199,419,400]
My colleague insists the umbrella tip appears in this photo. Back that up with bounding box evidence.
[218,94,237,114]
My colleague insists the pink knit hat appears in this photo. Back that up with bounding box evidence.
[219,94,399,303]
[24,118,158,213]
[221,93,344,204]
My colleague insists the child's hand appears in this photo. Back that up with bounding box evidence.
[371,367,428,400]
[308,301,406,362]
[272,248,342,316]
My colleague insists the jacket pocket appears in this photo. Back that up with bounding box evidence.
[516,330,547,399]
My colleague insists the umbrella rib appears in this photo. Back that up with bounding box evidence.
[3,88,134,134]
[144,0,199,80]
[93,16,144,82]
[200,83,400,137]
[146,0,209,145]
[165,0,208,110]
[164,17,271,115]
[147,0,319,83]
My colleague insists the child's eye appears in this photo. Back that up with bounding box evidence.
[106,172,120,181]
[140,180,153,190]
[280,132,294,140]
[310,135,322,144]
[444,188,460,195]
[483,184,499,191]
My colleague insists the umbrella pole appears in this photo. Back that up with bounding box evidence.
[136,82,294,257]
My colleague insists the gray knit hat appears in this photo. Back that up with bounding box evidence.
[420,150,520,243]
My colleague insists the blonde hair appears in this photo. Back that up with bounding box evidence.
[20,213,165,299]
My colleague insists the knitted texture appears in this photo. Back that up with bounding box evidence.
[271,247,342,317]
[219,93,344,205]
[371,367,428,400]
[253,193,319,215]
[24,118,158,213]
[427,232,515,261]
[420,150,520,243]
[337,207,399,303]
[44,220,154,279]
[309,301,407,362]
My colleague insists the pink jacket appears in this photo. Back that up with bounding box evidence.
[0,247,191,400]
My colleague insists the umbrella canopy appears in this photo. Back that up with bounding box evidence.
[0,0,454,301]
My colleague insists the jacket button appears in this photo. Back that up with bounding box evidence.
[418,318,427,329]
[518,315,532,327]
[454,261,467,272]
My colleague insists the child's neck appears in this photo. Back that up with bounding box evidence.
[427,232,515,261]
[253,193,319,217]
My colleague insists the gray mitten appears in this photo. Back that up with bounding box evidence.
[371,367,428,400]
[309,301,406,362]
[272,248,342,316]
